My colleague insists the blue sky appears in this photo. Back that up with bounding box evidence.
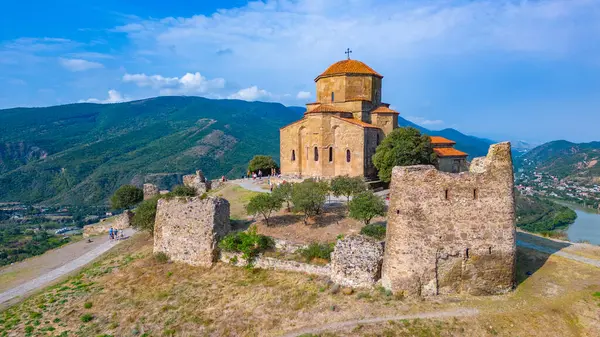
[1,0,600,144]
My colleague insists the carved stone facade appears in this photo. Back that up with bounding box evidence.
[153,196,230,267]
[381,142,516,297]
[280,59,398,179]
[143,183,159,200]
[183,170,211,194]
[331,235,384,288]
[83,210,133,238]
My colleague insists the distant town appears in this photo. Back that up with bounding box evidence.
[516,159,600,210]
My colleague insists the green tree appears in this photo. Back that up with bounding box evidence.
[372,127,436,182]
[348,191,386,225]
[272,182,293,211]
[110,185,143,210]
[248,155,279,174]
[330,175,366,202]
[246,193,282,226]
[169,185,197,197]
[131,195,160,235]
[291,179,329,224]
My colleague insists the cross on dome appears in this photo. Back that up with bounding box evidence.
[345,48,352,60]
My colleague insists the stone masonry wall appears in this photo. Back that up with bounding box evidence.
[331,235,384,288]
[83,210,133,238]
[143,183,159,200]
[381,142,516,297]
[183,170,211,194]
[154,196,230,267]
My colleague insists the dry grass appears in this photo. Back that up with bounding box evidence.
[210,184,262,219]
[2,232,599,337]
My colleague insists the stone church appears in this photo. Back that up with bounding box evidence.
[280,55,467,178]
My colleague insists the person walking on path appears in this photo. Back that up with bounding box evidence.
[108,227,114,241]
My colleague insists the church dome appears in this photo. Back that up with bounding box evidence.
[315,59,383,81]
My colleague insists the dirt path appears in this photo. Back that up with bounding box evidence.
[0,229,135,307]
[280,308,479,337]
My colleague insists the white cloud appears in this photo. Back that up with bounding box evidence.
[228,86,272,101]
[123,72,225,95]
[296,91,311,99]
[59,58,104,71]
[80,90,128,104]
[405,116,444,127]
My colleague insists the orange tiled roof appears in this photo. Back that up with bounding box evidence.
[371,106,399,114]
[335,117,379,129]
[305,104,346,114]
[434,147,468,157]
[430,136,456,145]
[316,60,383,81]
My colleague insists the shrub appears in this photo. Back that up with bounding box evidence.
[219,225,274,263]
[299,242,334,263]
[110,185,143,210]
[154,252,169,263]
[131,195,160,235]
[372,127,436,182]
[348,191,386,225]
[80,314,93,323]
[272,182,293,211]
[360,223,387,240]
[330,176,366,202]
[291,179,329,224]
[83,302,93,309]
[169,185,197,197]
[248,155,279,174]
[246,193,282,226]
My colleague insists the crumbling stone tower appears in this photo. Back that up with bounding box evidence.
[381,142,516,297]
[183,170,211,194]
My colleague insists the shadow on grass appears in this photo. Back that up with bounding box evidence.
[515,231,572,286]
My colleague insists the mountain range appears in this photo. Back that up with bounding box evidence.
[517,140,600,183]
[0,96,493,205]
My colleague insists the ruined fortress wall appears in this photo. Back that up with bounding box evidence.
[83,210,133,238]
[143,183,159,200]
[381,142,516,297]
[153,196,230,267]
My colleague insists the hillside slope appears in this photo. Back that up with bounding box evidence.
[0,98,493,205]
[0,97,301,205]
[518,140,600,182]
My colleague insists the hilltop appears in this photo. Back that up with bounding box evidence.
[0,97,492,206]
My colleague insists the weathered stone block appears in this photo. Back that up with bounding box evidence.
[381,142,516,297]
[331,235,384,288]
[143,183,159,200]
[183,170,211,194]
[153,196,230,267]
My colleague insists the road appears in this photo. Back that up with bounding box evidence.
[0,228,135,307]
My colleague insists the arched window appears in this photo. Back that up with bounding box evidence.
[346,149,351,163]
[329,147,333,162]
[331,91,335,102]
[314,147,319,161]
[291,150,296,161]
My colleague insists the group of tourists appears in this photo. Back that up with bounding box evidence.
[108,227,123,241]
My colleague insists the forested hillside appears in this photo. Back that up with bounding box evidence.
[0,97,493,206]
[0,97,301,205]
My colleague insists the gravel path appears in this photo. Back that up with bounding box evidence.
[516,240,600,268]
[0,228,135,307]
[280,308,479,337]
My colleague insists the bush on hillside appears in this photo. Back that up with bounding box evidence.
[169,185,197,197]
[291,179,329,224]
[110,185,143,210]
[219,225,274,263]
[246,193,282,226]
[372,127,436,182]
[272,182,293,211]
[348,191,387,225]
[298,242,334,263]
[131,195,160,235]
[360,223,387,240]
[248,155,279,174]
[330,176,366,203]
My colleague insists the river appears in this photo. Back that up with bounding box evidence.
[559,202,600,245]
